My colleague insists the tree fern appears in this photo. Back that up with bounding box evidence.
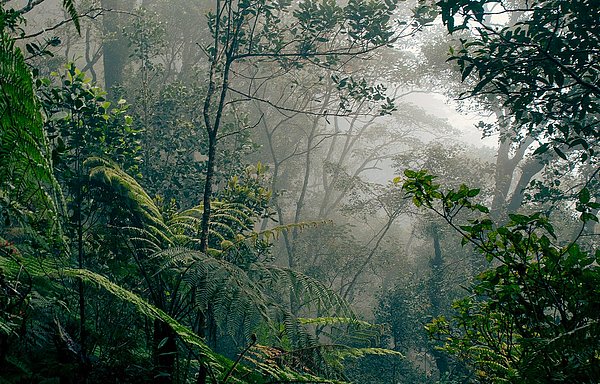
[63,269,217,359]
[85,157,405,381]
[1,256,258,381]
[262,265,352,317]
[62,266,366,383]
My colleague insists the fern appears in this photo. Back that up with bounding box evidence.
[62,268,218,358]
[0,31,63,227]
[263,265,353,316]
[64,268,350,383]
[86,159,371,381]
[61,0,80,33]
[298,317,371,327]
[245,343,357,384]
[0,317,16,336]
[87,157,168,234]
[156,247,271,334]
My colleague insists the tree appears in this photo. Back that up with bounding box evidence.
[0,9,63,356]
[373,143,494,380]
[405,0,598,223]
[380,2,600,382]
[1,2,90,381]
[252,65,457,315]
[438,0,600,160]
[100,0,135,94]
[195,0,400,253]
[2,2,408,383]
[403,169,600,383]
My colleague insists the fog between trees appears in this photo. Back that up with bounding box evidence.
[1,0,598,383]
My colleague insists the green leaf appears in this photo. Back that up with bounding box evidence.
[62,0,80,34]
[467,188,480,197]
[578,188,590,204]
[533,143,549,155]
[462,63,475,81]
[555,146,569,162]
[474,204,489,213]
[580,212,598,222]
[508,213,528,224]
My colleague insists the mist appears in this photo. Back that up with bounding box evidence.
[2,0,598,383]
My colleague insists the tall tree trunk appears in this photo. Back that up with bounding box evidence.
[100,0,132,97]
[428,227,449,375]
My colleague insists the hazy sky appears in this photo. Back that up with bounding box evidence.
[404,92,498,148]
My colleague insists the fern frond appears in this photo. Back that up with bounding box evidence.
[245,344,348,384]
[86,157,171,239]
[209,222,233,239]
[0,249,67,281]
[61,0,80,33]
[62,268,219,361]
[153,247,271,334]
[478,359,510,374]
[171,201,255,240]
[332,347,403,359]
[251,221,330,243]
[0,31,64,227]
[0,317,17,336]
[297,317,372,327]
[263,265,353,317]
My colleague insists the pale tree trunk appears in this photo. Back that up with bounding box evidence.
[490,108,542,220]
[100,0,132,97]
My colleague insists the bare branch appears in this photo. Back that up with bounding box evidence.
[16,7,138,40]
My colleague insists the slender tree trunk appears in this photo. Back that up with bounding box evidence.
[197,3,244,380]
[153,319,177,384]
[200,132,217,252]
[199,0,241,253]
[319,114,377,218]
[343,210,399,302]
[75,147,89,383]
[428,227,449,375]
[285,90,332,274]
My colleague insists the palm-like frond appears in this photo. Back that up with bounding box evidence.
[0,242,68,356]
[63,268,217,357]
[169,201,256,252]
[262,265,353,317]
[246,343,350,384]
[87,156,262,254]
[152,246,269,335]
[61,0,80,33]
[0,31,63,225]
[86,157,173,242]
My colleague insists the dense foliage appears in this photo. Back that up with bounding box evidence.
[403,170,600,383]
[439,0,600,160]
[1,0,598,383]
[1,1,403,383]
